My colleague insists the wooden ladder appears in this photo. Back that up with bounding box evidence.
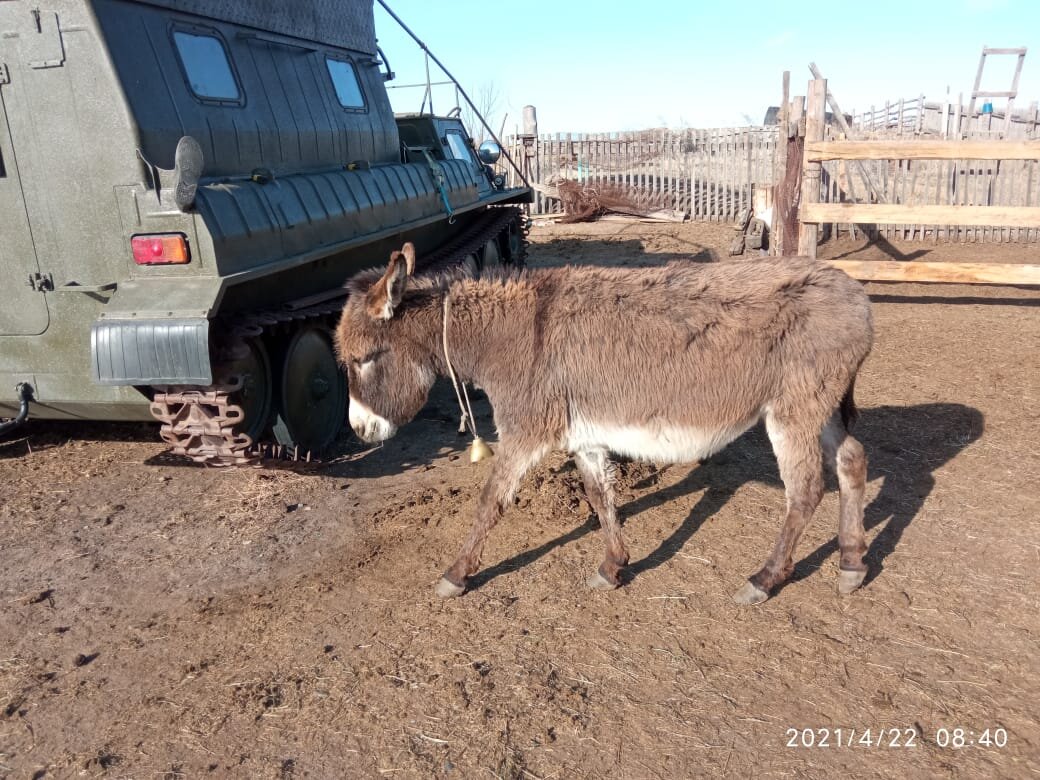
[967,46,1027,136]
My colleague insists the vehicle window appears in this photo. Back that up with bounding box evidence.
[326,57,365,109]
[445,131,471,161]
[173,31,240,102]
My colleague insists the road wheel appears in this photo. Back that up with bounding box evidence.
[223,336,274,444]
[480,237,502,270]
[271,327,347,454]
[504,217,524,265]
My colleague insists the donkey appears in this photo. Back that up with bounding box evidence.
[336,243,874,604]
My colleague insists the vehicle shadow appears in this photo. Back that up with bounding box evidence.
[470,403,984,592]
[1,420,157,461]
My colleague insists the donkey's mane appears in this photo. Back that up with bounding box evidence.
[345,263,523,303]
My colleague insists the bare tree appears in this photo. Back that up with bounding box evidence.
[459,81,503,145]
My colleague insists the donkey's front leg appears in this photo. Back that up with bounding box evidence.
[436,442,543,598]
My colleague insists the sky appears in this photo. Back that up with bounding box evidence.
[373,0,1038,136]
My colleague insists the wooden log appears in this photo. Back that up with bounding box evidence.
[801,202,1040,227]
[805,139,1040,162]
[827,260,1040,285]
[798,79,827,257]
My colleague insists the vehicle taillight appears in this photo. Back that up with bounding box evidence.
[131,234,190,265]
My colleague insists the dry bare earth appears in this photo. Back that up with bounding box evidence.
[1,223,1039,779]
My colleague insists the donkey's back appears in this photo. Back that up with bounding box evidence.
[519,258,872,466]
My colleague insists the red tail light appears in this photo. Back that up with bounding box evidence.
[131,234,190,265]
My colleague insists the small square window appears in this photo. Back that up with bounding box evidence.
[445,131,472,161]
[326,57,365,109]
[173,31,241,103]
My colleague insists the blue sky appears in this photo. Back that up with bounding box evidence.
[374,0,1038,134]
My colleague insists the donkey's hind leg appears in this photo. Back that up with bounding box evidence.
[822,414,869,594]
[574,447,629,589]
[734,412,824,605]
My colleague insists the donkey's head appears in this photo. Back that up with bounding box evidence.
[336,242,436,443]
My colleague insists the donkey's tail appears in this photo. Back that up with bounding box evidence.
[840,375,860,432]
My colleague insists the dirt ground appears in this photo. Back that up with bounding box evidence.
[2,222,1039,779]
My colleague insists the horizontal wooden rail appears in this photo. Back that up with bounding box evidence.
[804,139,1040,162]
[801,203,1040,227]
[828,260,1040,285]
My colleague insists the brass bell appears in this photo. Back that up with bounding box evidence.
[469,436,494,463]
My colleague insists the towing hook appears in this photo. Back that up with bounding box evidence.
[0,382,34,437]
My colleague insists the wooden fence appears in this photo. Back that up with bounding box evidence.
[850,95,1040,139]
[816,152,1040,243]
[793,77,1040,284]
[504,92,1039,245]
[504,128,777,222]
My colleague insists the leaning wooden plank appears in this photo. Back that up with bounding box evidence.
[598,212,686,223]
[805,139,1040,162]
[801,202,1040,227]
[827,260,1040,285]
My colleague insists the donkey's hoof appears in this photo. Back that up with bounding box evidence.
[838,568,867,595]
[435,577,466,598]
[732,580,769,606]
[587,571,619,591]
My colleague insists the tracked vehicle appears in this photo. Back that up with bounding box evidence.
[0,0,529,464]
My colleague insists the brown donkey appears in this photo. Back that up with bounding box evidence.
[336,244,873,604]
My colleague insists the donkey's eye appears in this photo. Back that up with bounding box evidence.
[354,349,386,367]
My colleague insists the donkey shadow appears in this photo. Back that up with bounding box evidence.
[321,379,485,478]
[470,402,983,591]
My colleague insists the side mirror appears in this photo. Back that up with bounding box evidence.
[477,140,501,165]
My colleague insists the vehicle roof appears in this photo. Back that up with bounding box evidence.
[131,0,377,54]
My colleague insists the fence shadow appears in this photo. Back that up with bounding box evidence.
[868,292,1040,307]
[470,402,983,593]
[827,235,932,262]
[530,236,717,269]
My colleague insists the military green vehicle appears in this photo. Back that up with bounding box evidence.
[0,0,530,464]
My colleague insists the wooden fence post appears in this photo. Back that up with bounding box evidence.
[522,105,540,214]
[775,96,805,255]
[771,71,791,255]
[798,79,827,257]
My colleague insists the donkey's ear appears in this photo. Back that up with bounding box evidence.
[366,248,413,320]
[401,242,416,275]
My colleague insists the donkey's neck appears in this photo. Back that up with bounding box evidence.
[428,278,524,391]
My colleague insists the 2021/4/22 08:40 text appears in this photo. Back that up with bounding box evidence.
[785,727,1009,748]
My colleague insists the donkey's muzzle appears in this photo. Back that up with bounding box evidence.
[348,396,397,443]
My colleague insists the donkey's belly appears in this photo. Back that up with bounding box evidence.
[565,416,758,464]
